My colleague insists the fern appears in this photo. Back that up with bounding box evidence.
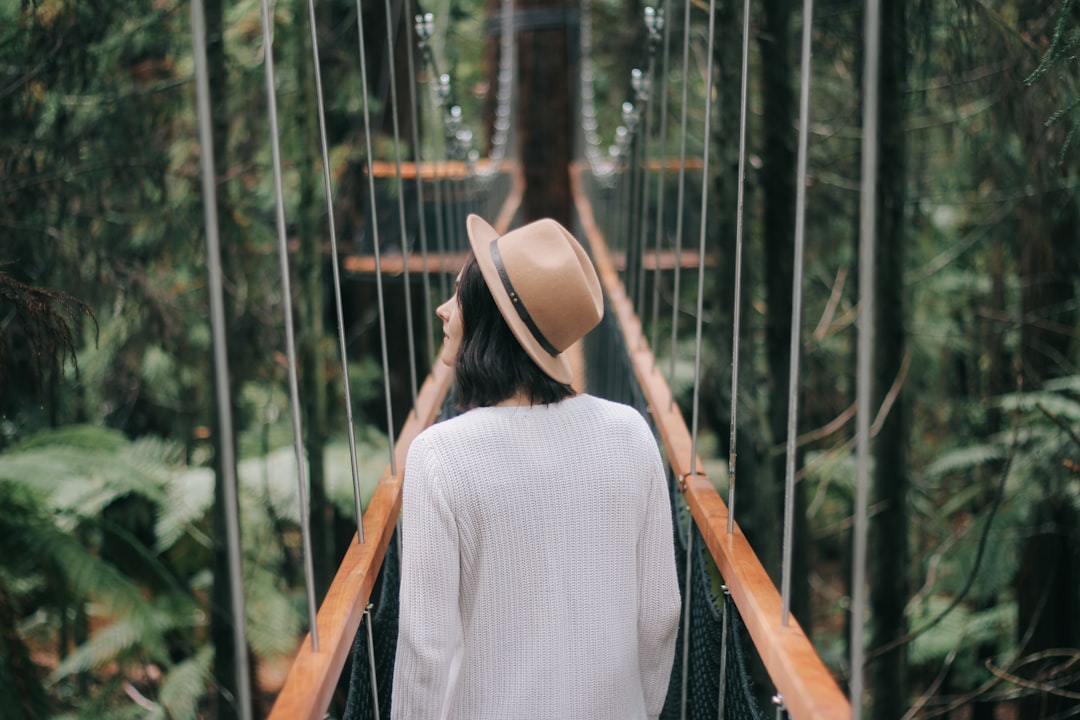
[924,443,1006,479]
[155,645,213,720]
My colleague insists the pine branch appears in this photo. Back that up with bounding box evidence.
[0,266,97,393]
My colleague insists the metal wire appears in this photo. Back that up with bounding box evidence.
[304,0,367,544]
[636,64,654,329]
[780,0,816,627]
[668,0,692,407]
[258,0,320,650]
[354,0,398,477]
[852,0,882,715]
[382,0,420,410]
[405,0,435,365]
[190,1,254,715]
[690,0,718,478]
[650,0,672,360]
[679,517,694,720]
[727,0,752,535]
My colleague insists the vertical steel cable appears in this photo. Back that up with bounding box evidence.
[851,0,881,715]
[678,521,694,720]
[690,0,718,480]
[405,1,435,364]
[364,602,381,720]
[190,2,254,715]
[667,0,692,406]
[781,0,815,627]
[304,0,367,544]
[257,0,320,649]
[681,1,719,715]
[383,0,420,409]
[635,64,654,327]
[355,0,398,477]
[716,587,731,720]
[717,0,753,707]
[432,75,450,300]
[650,0,672,359]
[727,0,752,535]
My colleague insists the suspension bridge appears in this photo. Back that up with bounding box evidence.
[187,0,886,716]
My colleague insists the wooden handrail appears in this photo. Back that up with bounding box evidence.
[572,167,852,720]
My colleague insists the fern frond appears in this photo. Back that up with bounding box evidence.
[924,444,1005,479]
[244,566,302,659]
[49,617,143,680]
[155,467,214,552]
[158,645,213,720]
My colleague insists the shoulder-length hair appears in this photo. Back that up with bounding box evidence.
[454,254,574,409]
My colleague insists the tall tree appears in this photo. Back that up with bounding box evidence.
[868,0,911,715]
[517,0,575,224]
[751,0,796,598]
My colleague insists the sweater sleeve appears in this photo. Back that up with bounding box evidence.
[392,435,463,719]
[637,436,681,717]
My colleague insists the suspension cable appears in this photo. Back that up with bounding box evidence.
[852,0,882,715]
[354,0,397,477]
[635,61,655,328]
[716,0,754,711]
[382,0,420,410]
[406,3,435,365]
[668,0,693,407]
[190,1,254,715]
[690,0,718,481]
[680,0,719,715]
[727,0,752,535]
[781,0,816,627]
[650,0,672,360]
[304,0,367,544]
[257,0,320,650]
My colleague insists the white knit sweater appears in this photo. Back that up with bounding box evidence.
[391,394,681,720]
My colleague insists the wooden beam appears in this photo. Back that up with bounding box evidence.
[572,167,852,720]
[343,163,524,277]
[342,249,704,276]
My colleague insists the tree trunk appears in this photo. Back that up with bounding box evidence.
[868,0,910,715]
[516,0,575,225]
[751,0,796,593]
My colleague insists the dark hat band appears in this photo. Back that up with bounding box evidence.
[489,238,560,357]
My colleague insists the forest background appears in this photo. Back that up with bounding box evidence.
[1,0,1078,718]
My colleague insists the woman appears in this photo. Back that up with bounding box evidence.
[392,214,681,719]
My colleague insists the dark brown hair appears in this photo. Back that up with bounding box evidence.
[453,255,574,409]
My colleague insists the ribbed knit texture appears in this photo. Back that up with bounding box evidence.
[392,394,681,720]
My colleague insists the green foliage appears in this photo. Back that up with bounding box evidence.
[0,420,389,715]
[1025,0,1080,162]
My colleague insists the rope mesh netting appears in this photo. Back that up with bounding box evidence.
[340,306,768,720]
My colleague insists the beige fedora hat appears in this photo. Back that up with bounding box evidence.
[466,214,604,385]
